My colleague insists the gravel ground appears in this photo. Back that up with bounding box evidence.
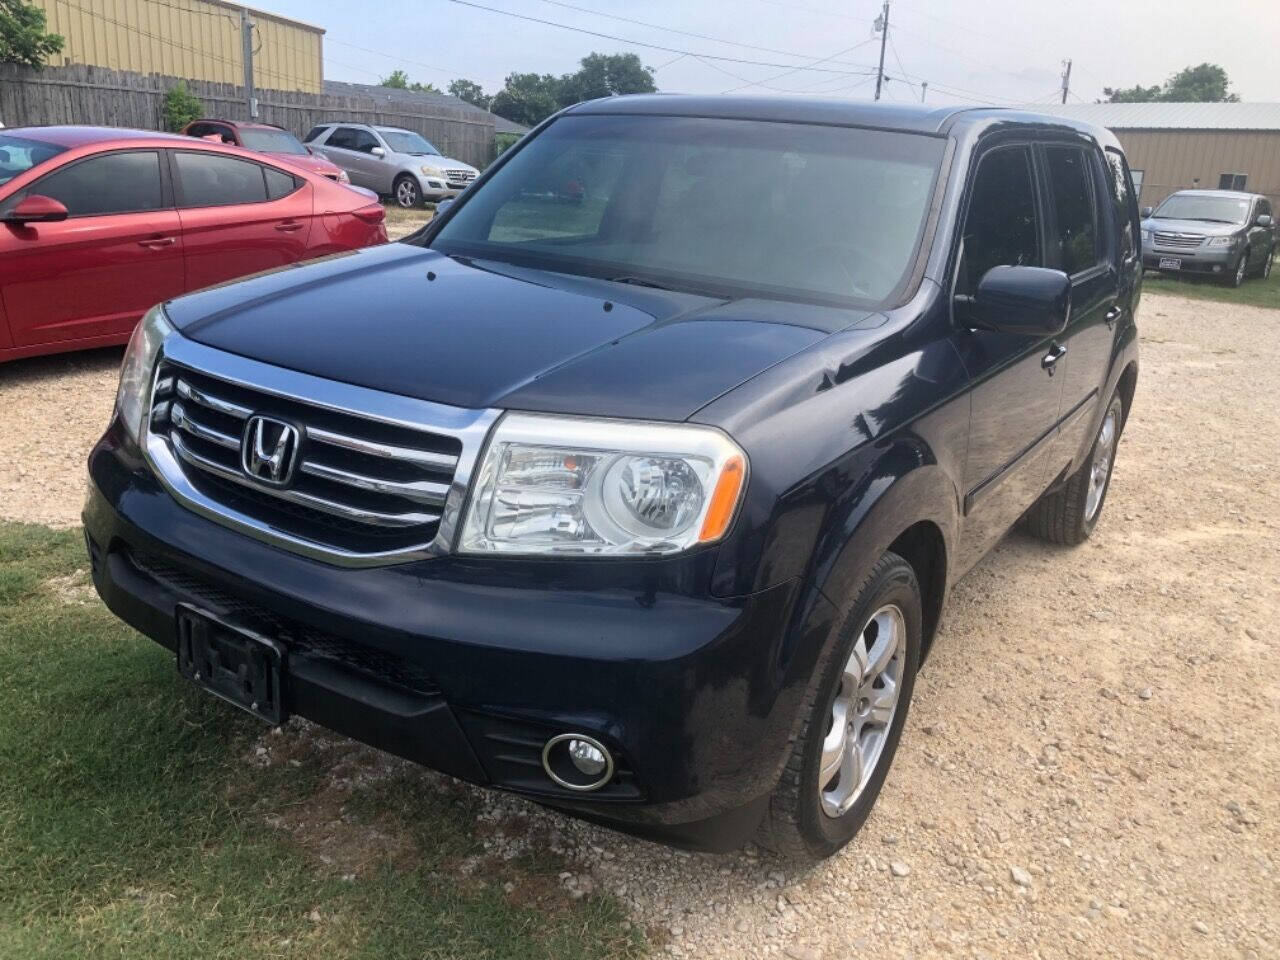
[2,290,1276,959]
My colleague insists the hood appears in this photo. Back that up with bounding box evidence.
[165,245,870,420]
[1143,216,1244,238]
[271,151,343,178]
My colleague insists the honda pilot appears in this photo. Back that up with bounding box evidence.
[86,97,1140,860]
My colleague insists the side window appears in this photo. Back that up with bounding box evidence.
[186,122,212,139]
[1258,199,1272,219]
[174,152,269,207]
[350,130,381,154]
[1105,148,1140,262]
[955,145,1040,296]
[327,127,358,150]
[303,126,327,143]
[263,166,299,200]
[1218,173,1247,191]
[29,150,163,216]
[1044,145,1100,275]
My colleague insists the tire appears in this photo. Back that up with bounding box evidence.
[392,175,421,209]
[757,552,921,861]
[1255,246,1274,279]
[1024,391,1124,546]
[1226,248,1249,287]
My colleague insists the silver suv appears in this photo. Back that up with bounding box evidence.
[304,123,479,207]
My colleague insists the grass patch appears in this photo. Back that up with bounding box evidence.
[1143,256,1280,309]
[382,203,435,240]
[0,522,644,960]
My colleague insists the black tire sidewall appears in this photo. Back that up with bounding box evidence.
[794,558,922,855]
[1231,249,1249,287]
[394,176,420,208]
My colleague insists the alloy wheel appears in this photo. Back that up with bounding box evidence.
[819,604,907,818]
[395,179,419,208]
[1235,254,1247,287]
[1085,406,1118,522]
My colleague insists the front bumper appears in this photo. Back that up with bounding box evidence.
[84,422,826,850]
[418,174,472,200]
[1141,243,1238,274]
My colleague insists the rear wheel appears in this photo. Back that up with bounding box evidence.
[393,175,421,208]
[757,552,921,861]
[1024,392,1124,545]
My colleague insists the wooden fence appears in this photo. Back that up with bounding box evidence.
[0,63,497,168]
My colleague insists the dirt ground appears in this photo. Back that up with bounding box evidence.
[1,290,1276,959]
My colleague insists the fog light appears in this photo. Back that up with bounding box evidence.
[1213,265,1223,273]
[542,733,614,791]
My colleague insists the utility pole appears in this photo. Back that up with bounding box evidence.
[920,81,927,103]
[874,0,890,102]
[1060,58,1072,105]
[240,7,257,120]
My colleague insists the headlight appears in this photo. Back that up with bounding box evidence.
[1207,236,1237,247]
[458,413,747,556]
[421,164,445,177]
[115,304,173,445]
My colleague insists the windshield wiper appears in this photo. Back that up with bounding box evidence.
[1172,217,1238,224]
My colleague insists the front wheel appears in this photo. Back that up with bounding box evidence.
[1024,392,1124,545]
[1256,247,1274,279]
[393,175,421,208]
[757,552,921,861]
[1226,248,1249,287]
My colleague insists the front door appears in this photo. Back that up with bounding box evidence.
[170,150,314,292]
[0,149,184,348]
[951,143,1066,573]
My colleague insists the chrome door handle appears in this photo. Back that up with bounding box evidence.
[1041,342,1067,374]
[138,236,175,248]
[1105,304,1122,328]
[275,220,304,232]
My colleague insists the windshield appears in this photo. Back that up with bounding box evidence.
[380,130,441,156]
[429,114,944,306]
[239,127,308,155]
[0,134,67,187]
[1153,194,1251,224]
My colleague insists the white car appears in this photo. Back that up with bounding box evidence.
[303,122,479,207]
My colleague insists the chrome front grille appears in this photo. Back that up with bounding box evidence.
[445,168,476,184]
[144,336,499,566]
[1153,231,1204,249]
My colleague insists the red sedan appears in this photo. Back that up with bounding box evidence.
[180,118,350,184]
[0,126,388,363]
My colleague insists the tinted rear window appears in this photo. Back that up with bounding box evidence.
[175,152,269,206]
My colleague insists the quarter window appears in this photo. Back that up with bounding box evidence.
[1044,146,1100,275]
[955,145,1040,296]
[263,166,299,200]
[1219,173,1248,191]
[28,150,164,216]
[175,152,272,206]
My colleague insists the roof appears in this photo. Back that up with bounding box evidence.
[493,115,529,136]
[1029,102,1280,131]
[201,0,324,34]
[3,126,189,147]
[1164,189,1260,200]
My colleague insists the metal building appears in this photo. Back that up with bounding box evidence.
[1035,102,1280,211]
[30,0,324,93]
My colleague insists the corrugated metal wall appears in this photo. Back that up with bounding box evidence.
[1113,129,1280,210]
[30,0,323,93]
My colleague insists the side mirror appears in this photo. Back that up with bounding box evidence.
[3,194,69,225]
[1255,214,1273,228]
[1140,206,1153,219]
[970,265,1071,337]
[370,146,386,158]
[434,198,455,217]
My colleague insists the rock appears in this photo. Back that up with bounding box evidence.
[1192,920,1209,935]
[1138,687,1153,700]
[307,909,322,923]
[1010,866,1033,887]
[890,861,911,878]
[785,947,821,960]
[882,834,899,845]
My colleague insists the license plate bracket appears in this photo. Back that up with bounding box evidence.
[1159,257,1182,270]
[176,605,286,725]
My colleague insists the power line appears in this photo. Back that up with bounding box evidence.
[443,0,885,76]
[718,39,878,94]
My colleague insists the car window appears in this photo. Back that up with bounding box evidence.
[1044,146,1100,276]
[955,145,1040,296]
[0,133,67,188]
[1105,148,1139,262]
[174,151,270,206]
[27,150,164,216]
[303,125,328,143]
[240,127,308,155]
[326,127,359,150]
[349,130,381,154]
[1258,199,1272,219]
[263,166,300,200]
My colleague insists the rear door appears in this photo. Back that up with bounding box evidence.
[1038,142,1118,476]
[0,148,183,347]
[170,149,313,292]
[315,127,382,189]
[951,142,1066,571]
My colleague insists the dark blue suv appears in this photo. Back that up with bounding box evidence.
[85,96,1140,860]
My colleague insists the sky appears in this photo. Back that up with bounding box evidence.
[260,0,1280,106]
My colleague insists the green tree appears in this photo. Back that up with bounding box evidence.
[1104,63,1238,103]
[379,69,441,94]
[161,80,203,132]
[489,72,562,127]
[0,0,64,68]
[448,78,489,109]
